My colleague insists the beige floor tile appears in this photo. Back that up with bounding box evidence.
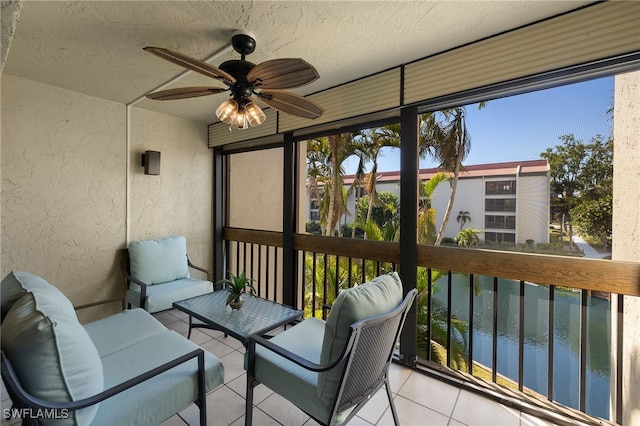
[388,363,413,393]
[199,337,237,359]
[159,414,187,426]
[226,375,274,405]
[377,394,451,426]
[451,390,520,426]
[354,387,393,424]
[219,350,250,384]
[180,386,246,426]
[397,372,460,418]
[447,419,468,426]
[188,328,215,345]
[257,392,310,426]
[231,408,283,426]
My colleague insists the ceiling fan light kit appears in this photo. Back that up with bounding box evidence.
[144,30,323,130]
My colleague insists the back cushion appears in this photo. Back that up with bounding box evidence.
[1,271,75,323]
[318,272,403,402]
[128,236,190,285]
[1,288,103,425]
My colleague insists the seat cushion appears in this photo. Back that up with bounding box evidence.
[92,330,224,426]
[1,291,103,425]
[1,270,75,323]
[128,236,190,285]
[318,272,403,402]
[83,308,168,357]
[126,278,213,313]
[251,318,334,424]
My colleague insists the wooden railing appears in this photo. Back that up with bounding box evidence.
[222,227,640,424]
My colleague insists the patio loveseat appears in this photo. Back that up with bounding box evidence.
[0,271,224,425]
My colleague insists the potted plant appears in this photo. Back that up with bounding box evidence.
[216,271,256,310]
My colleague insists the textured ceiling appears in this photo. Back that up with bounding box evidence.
[2,1,593,124]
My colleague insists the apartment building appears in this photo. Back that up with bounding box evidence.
[311,160,550,244]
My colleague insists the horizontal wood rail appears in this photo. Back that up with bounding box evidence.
[223,227,640,297]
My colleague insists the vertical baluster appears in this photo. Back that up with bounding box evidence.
[579,289,588,412]
[323,253,328,309]
[256,244,262,296]
[427,268,433,362]
[242,242,247,275]
[492,277,498,383]
[273,247,278,302]
[361,258,366,283]
[235,242,240,276]
[335,255,340,295]
[548,285,555,402]
[347,257,353,288]
[265,246,270,301]
[519,280,525,392]
[446,271,452,368]
[312,252,318,318]
[376,261,381,276]
[615,294,624,423]
[468,274,474,375]
[250,243,255,292]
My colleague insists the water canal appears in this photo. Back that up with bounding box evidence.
[431,274,611,419]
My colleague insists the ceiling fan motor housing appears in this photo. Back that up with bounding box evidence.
[231,30,256,57]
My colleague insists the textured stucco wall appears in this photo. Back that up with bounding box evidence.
[612,70,640,424]
[1,76,213,322]
[1,74,126,321]
[128,107,212,274]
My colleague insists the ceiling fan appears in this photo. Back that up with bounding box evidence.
[144,30,324,129]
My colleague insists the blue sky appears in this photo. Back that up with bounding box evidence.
[343,76,613,174]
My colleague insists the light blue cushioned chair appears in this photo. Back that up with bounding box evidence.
[245,272,417,426]
[121,236,213,313]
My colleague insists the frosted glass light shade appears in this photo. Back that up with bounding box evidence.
[215,99,239,124]
[245,102,266,126]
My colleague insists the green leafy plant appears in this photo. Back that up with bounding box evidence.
[216,271,257,307]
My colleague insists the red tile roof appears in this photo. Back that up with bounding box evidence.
[342,160,548,184]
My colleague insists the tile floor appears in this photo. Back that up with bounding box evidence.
[0,308,565,426]
[152,309,560,426]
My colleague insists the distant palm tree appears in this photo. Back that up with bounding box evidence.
[456,210,471,230]
[421,104,485,245]
[358,126,401,234]
[307,134,359,236]
[418,172,450,245]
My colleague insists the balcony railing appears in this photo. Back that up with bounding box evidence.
[221,226,640,425]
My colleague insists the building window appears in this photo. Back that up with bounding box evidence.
[485,215,516,229]
[486,180,516,195]
[310,211,320,221]
[485,198,516,212]
[485,232,516,243]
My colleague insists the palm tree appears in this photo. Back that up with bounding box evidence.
[357,126,401,235]
[421,104,484,246]
[418,172,450,245]
[307,134,358,236]
[456,210,471,230]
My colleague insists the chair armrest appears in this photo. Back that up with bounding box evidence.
[248,331,354,373]
[1,348,206,413]
[187,257,209,275]
[118,249,149,308]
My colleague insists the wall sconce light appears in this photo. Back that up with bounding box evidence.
[141,150,161,175]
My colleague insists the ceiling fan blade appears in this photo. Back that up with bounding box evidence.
[258,90,324,119]
[145,86,227,101]
[144,47,236,85]
[248,58,319,90]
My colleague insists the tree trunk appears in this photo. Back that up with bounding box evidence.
[435,162,459,246]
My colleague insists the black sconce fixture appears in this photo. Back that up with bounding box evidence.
[141,150,161,175]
